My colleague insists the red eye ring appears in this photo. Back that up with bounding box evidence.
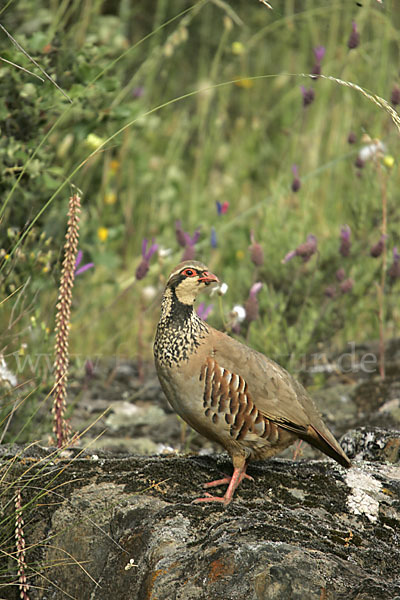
[182,268,197,277]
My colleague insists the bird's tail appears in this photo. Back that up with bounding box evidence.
[301,425,351,468]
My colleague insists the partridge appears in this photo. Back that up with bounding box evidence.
[154,261,351,505]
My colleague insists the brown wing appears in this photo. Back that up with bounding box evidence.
[199,356,286,445]
[209,328,351,468]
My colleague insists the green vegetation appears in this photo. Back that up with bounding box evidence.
[1,0,400,442]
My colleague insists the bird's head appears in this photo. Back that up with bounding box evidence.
[166,261,219,306]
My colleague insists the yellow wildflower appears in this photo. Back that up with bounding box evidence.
[383,155,395,168]
[236,249,245,260]
[98,227,109,242]
[86,133,105,151]
[234,77,253,89]
[232,41,244,55]
[110,160,120,173]
[104,192,117,205]
[223,16,233,31]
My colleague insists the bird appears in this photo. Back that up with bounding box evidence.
[153,260,351,505]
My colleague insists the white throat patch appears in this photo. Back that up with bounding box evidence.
[175,278,199,305]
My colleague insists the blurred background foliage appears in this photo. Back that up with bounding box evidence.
[1,0,400,396]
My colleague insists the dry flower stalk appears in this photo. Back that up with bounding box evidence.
[15,489,30,600]
[53,193,81,447]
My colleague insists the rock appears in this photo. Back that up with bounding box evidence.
[105,401,166,431]
[341,427,400,463]
[351,376,400,430]
[1,440,400,600]
[352,378,400,415]
[84,434,163,454]
[311,384,358,432]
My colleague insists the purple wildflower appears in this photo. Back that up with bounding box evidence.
[339,278,354,294]
[196,302,214,321]
[336,268,346,282]
[249,231,264,266]
[324,285,337,298]
[311,45,325,79]
[75,250,94,276]
[391,85,400,106]
[181,245,196,261]
[211,227,217,248]
[348,21,360,49]
[132,86,144,98]
[136,238,158,280]
[339,225,351,257]
[250,282,263,297]
[175,221,201,260]
[282,234,317,264]
[76,249,83,267]
[216,201,229,215]
[180,227,201,261]
[313,45,326,62]
[185,229,201,246]
[347,132,357,144]
[84,359,94,378]
[388,247,400,280]
[245,282,263,323]
[175,220,187,247]
[354,156,365,169]
[301,86,315,107]
[370,235,386,258]
[291,165,301,192]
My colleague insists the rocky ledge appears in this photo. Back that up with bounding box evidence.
[1,428,400,600]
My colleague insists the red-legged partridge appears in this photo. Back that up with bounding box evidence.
[154,261,351,505]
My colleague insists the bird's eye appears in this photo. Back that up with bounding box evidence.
[182,268,196,277]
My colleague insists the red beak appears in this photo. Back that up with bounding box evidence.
[198,270,219,284]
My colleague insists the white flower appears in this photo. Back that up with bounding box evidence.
[158,247,172,258]
[211,282,228,296]
[197,79,214,100]
[231,305,246,322]
[358,140,386,162]
[141,285,157,301]
[0,355,17,387]
[124,558,138,571]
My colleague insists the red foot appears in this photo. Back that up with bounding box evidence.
[203,473,254,489]
[192,466,252,505]
[192,492,232,505]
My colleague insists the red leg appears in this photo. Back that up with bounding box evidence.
[193,462,251,506]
